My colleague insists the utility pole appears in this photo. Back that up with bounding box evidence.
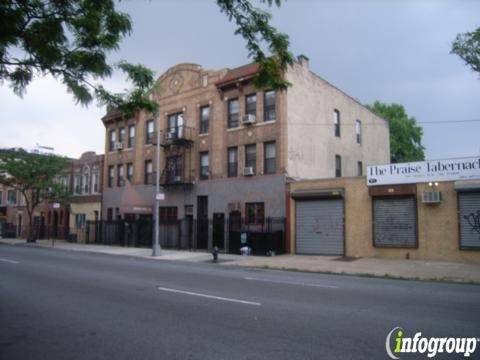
[152,115,162,256]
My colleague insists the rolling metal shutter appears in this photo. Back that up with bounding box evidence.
[458,192,480,249]
[373,197,416,247]
[295,199,344,255]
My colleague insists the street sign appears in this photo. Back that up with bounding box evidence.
[156,193,165,201]
[53,203,60,209]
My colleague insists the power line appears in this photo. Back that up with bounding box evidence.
[284,119,480,126]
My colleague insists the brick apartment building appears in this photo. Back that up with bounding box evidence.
[101,56,390,251]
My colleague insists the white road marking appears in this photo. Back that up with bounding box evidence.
[158,287,261,306]
[0,258,19,264]
[243,277,339,289]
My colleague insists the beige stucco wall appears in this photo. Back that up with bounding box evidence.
[69,202,101,242]
[289,178,480,263]
[285,61,390,179]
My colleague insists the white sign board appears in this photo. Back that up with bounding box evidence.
[367,157,480,186]
[52,202,60,209]
[156,193,165,201]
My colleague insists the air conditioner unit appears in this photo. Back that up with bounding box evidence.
[173,175,182,183]
[243,166,255,176]
[422,191,442,204]
[166,132,177,141]
[113,142,123,150]
[228,202,241,212]
[242,114,256,125]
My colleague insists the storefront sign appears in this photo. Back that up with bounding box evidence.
[367,157,480,186]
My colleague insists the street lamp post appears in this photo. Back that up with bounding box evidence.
[152,117,162,256]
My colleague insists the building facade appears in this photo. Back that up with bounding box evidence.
[287,176,480,263]
[69,152,104,242]
[101,58,390,251]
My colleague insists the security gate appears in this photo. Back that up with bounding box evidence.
[458,192,480,249]
[373,196,416,247]
[295,199,344,255]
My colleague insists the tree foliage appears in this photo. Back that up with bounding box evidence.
[451,27,480,75]
[1,0,293,117]
[367,101,425,163]
[0,148,71,241]
[217,0,294,90]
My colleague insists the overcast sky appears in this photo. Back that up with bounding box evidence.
[1,0,479,160]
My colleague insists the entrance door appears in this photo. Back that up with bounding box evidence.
[196,196,208,249]
[212,213,225,249]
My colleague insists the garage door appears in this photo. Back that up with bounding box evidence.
[458,192,480,249]
[373,197,416,247]
[296,199,344,255]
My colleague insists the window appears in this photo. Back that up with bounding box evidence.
[146,120,154,144]
[144,160,153,185]
[228,98,239,128]
[108,166,114,187]
[74,173,82,194]
[109,129,116,151]
[117,164,125,186]
[264,90,276,121]
[119,127,126,145]
[107,208,113,221]
[127,163,133,182]
[0,191,3,204]
[245,144,256,173]
[199,152,209,180]
[166,156,183,183]
[128,125,135,148]
[356,120,362,144]
[334,109,340,137]
[7,190,17,205]
[357,161,363,176]
[159,207,178,224]
[246,202,265,225]
[245,93,257,117]
[227,147,238,177]
[83,166,90,193]
[92,167,99,193]
[264,142,276,175]
[199,106,209,134]
[335,155,342,178]
[75,214,86,229]
[167,112,184,139]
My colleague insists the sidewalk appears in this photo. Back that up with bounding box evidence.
[1,238,479,284]
[0,238,243,262]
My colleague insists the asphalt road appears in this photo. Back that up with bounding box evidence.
[1,244,479,360]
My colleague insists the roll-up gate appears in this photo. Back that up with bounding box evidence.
[373,196,416,247]
[295,199,344,255]
[458,192,480,249]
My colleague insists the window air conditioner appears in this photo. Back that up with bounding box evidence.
[242,114,256,125]
[422,191,442,203]
[173,175,182,183]
[243,166,255,176]
[113,142,123,150]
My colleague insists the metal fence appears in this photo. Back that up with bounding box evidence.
[1,216,286,255]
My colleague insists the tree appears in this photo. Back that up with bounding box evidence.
[367,101,425,163]
[0,148,71,242]
[1,0,293,117]
[451,27,480,76]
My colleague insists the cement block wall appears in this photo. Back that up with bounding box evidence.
[289,178,480,263]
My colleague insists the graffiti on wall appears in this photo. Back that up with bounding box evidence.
[464,211,480,238]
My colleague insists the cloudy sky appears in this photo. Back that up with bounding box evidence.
[1,0,479,160]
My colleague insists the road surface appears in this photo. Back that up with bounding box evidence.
[1,244,479,359]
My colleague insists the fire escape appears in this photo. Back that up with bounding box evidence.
[160,124,194,187]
